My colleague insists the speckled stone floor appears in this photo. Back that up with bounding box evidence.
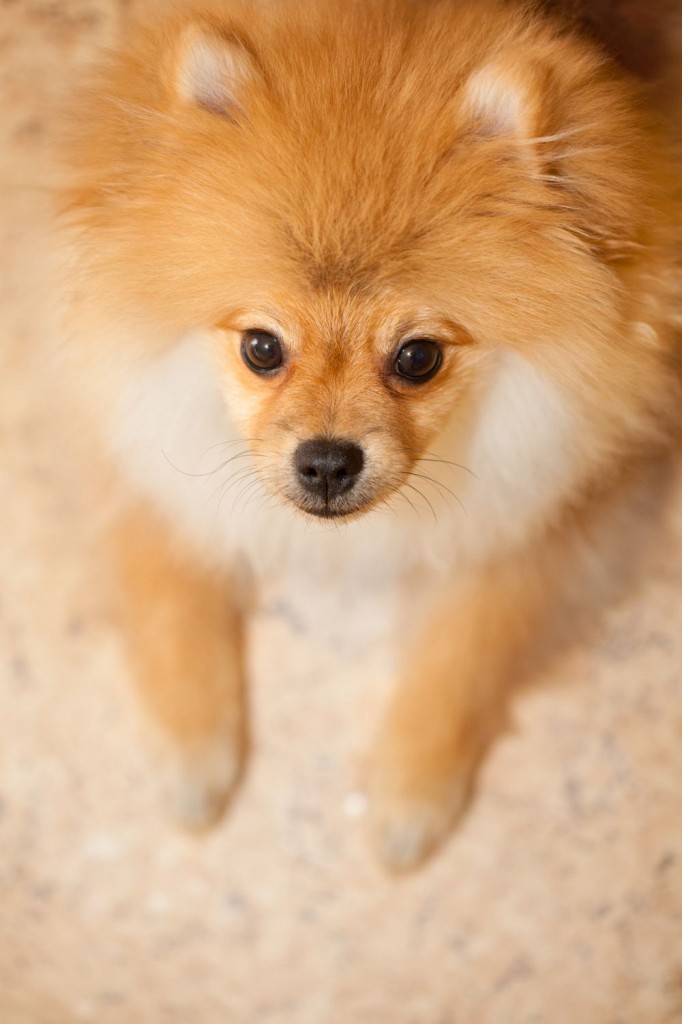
[1,3,681,1022]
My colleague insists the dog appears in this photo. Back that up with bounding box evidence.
[59,0,681,869]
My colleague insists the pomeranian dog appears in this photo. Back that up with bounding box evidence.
[60,0,681,869]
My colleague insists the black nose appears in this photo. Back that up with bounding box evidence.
[294,438,365,501]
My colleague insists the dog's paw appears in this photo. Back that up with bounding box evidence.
[157,730,243,831]
[366,740,472,870]
[368,793,464,871]
[368,782,469,871]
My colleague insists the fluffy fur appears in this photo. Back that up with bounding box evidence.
[59,0,681,869]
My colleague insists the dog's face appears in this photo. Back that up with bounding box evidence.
[69,1,673,528]
[214,288,479,520]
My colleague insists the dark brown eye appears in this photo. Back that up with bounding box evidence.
[242,330,284,373]
[394,339,442,382]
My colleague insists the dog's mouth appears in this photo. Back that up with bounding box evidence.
[291,497,374,521]
[274,435,413,522]
[301,505,352,519]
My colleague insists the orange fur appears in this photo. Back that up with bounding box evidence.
[116,504,246,828]
[59,0,681,869]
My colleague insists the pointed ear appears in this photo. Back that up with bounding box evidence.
[175,23,255,119]
[464,58,551,141]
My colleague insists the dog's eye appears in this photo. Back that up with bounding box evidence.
[394,339,442,382]
[241,330,284,373]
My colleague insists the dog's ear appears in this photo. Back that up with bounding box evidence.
[464,58,551,141]
[175,23,255,119]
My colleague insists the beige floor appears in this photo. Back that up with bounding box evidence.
[1,3,682,1022]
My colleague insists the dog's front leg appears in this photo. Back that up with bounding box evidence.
[368,552,545,871]
[114,503,246,829]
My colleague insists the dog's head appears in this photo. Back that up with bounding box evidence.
[67,0,677,530]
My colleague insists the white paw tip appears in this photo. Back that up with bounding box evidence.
[377,818,436,871]
[165,777,232,831]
